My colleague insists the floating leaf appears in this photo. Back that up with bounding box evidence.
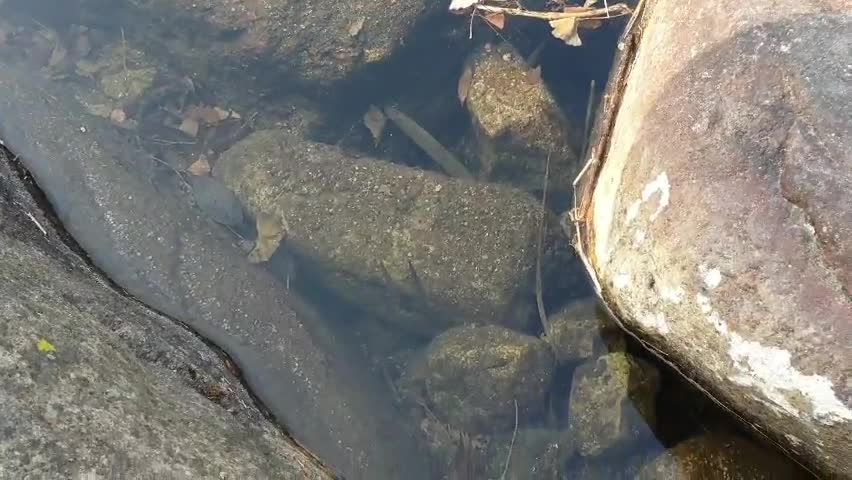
[348,17,366,37]
[187,155,211,176]
[483,12,505,30]
[363,105,387,145]
[549,17,582,46]
[248,212,287,264]
[457,63,473,105]
[36,338,56,353]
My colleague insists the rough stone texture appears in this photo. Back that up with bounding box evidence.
[122,0,442,86]
[218,128,569,335]
[635,432,803,480]
[568,352,660,457]
[0,151,333,479]
[465,43,582,197]
[545,299,625,363]
[406,325,555,433]
[578,1,851,475]
[0,61,430,479]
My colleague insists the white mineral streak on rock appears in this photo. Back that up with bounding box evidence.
[696,293,712,313]
[633,229,646,244]
[640,172,670,221]
[699,264,722,289]
[638,311,670,334]
[728,333,852,424]
[613,272,631,290]
[785,434,803,447]
[625,199,641,224]
[659,285,686,304]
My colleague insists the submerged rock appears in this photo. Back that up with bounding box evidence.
[0,151,333,479]
[636,432,803,480]
[545,299,626,363]
[568,352,660,457]
[497,427,574,480]
[572,2,851,474]
[0,61,429,480]
[186,174,245,229]
[217,128,569,335]
[408,325,555,433]
[122,0,443,85]
[464,43,582,198]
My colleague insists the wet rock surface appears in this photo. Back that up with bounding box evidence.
[217,128,568,335]
[636,432,803,480]
[576,2,851,474]
[545,299,625,364]
[568,352,660,457]
[465,43,582,197]
[0,151,333,479]
[122,0,443,86]
[404,325,555,433]
[0,62,429,479]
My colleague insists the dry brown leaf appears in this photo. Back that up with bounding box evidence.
[348,17,366,37]
[524,65,543,84]
[363,105,387,145]
[109,109,126,124]
[185,105,224,125]
[187,156,211,176]
[248,212,287,264]
[457,63,473,106]
[549,17,582,46]
[483,13,505,30]
[178,117,200,137]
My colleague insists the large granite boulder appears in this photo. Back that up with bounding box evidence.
[573,1,851,476]
[0,58,429,479]
[0,151,333,479]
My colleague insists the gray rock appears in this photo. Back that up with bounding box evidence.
[0,58,429,479]
[411,325,555,433]
[545,299,626,364]
[573,3,851,475]
[499,428,574,480]
[568,352,660,457]
[0,150,333,479]
[217,128,570,335]
[465,43,582,198]
[635,432,803,480]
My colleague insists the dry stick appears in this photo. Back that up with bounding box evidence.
[535,153,551,334]
[474,3,632,21]
[500,399,519,480]
[383,106,474,179]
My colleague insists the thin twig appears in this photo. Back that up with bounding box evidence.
[499,399,519,480]
[580,79,596,160]
[474,3,631,21]
[25,211,48,236]
[535,153,551,334]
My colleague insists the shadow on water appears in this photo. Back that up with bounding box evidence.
[0,0,813,478]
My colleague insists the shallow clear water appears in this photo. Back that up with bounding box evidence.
[0,0,812,478]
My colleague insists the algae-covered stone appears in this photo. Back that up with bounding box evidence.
[636,432,803,480]
[415,325,555,433]
[545,299,626,363]
[568,352,660,457]
[465,43,581,197]
[124,0,443,85]
[217,129,569,335]
[100,67,156,102]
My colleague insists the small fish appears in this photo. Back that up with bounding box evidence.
[186,174,245,228]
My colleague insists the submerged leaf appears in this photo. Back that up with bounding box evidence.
[178,117,200,137]
[248,212,287,264]
[363,105,387,145]
[348,17,366,37]
[187,155,211,176]
[550,17,582,46]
